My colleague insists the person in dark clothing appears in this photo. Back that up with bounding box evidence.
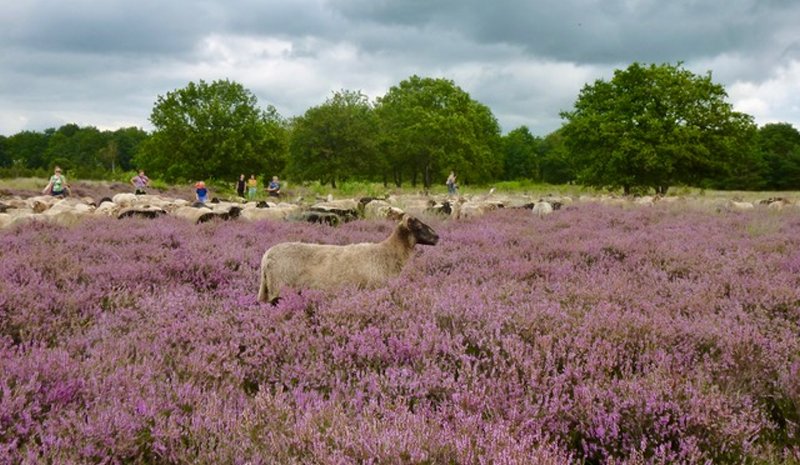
[236,174,246,198]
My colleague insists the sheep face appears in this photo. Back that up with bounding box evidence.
[405,215,439,246]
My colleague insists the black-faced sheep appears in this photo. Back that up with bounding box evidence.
[258,214,439,304]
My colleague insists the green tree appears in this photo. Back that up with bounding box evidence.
[111,127,150,172]
[288,90,378,188]
[135,79,287,182]
[97,140,120,174]
[561,62,756,194]
[502,126,541,180]
[0,136,10,168]
[44,124,108,177]
[375,75,502,188]
[540,129,577,184]
[756,122,800,190]
[6,130,50,169]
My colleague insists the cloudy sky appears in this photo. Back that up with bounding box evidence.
[2,0,799,137]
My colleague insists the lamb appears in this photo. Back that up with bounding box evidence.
[258,214,439,303]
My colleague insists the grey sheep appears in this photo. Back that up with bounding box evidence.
[258,214,439,303]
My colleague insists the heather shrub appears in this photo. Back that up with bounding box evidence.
[1,204,799,463]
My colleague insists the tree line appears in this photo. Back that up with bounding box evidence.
[2,64,799,193]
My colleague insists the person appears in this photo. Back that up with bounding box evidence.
[267,176,281,197]
[131,170,150,195]
[195,181,209,204]
[43,166,70,197]
[247,174,258,200]
[236,174,246,198]
[446,171,458,195]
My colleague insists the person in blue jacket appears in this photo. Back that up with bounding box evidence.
[195,181,209,204]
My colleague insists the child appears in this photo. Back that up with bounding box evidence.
[195,181,209,204]
[267,176,281,197]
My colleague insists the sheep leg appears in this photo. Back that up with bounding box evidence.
[258,269,269,303]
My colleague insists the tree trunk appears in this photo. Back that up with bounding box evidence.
[424,163,431,188]
[623,184,631,195]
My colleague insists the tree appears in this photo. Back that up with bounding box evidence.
[0,136,10,169]
[502,126,541,181]
[756,122,800,190]
[135,79,287,182]
[288,90,378,188]
[375,75,502,188]
[6,130,50,169]
[111,127,150,172]
[44,124,107,177]
[560,62,756,194]
[97,140,120,174]
[540,129,577,184]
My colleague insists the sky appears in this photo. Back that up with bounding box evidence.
[1,0,799,137]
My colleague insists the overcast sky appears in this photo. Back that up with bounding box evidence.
[2,0,799,137]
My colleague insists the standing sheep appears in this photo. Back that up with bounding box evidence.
[258,214,439,303]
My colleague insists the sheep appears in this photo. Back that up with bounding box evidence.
[240,204,300,222]
[727,200,755,211]
[258,214,439,304]
[531,200,554,218]
[363,199,405,220]
[117,206,167,219]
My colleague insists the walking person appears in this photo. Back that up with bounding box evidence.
[236,174,246,198]
[446,171,458,195]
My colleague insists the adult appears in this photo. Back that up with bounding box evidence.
[131,170,150,195]
[446,171,458,195]
[236,174,246,198]
[195,181,209,204]
[247,174,258,200]
[267,176,281,197]
[43,166,70,197]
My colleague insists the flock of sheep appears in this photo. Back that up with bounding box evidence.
[1,189,797,230]
[0,191,563,230]
[1,189,796,302]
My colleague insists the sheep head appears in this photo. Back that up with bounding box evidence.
[403,214,439,246]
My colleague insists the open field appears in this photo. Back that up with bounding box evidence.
[5,176,800,204]
[1,203,800,463]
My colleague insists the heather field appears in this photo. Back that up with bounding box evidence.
[2,203,800,464]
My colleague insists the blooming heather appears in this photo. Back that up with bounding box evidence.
[1,204,799,463]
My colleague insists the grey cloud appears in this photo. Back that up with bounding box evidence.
[1,2,212,56]
[1,0,798,136]
[329,0,799,66]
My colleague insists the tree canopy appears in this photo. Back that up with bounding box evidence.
[501,126,541,181]
[560,62,756,194]
[135,79,288,182]
[375,75,502,188]
[757,122,800,190]
[288,90,378,188]
[5,70,800,193]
